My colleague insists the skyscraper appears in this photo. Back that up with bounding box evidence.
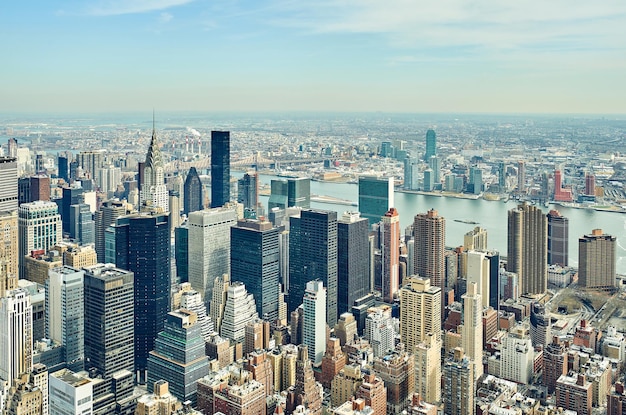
[424,129,436,162]
[77,151,105,187]
[58,155,70,183]
[585,172,596,196]
[230,218,280,321]
[380,208,400,303]
[507,203,547,296]
[183,167,203,215]
[547,209,568,266]
[413,209,445,316]
[46,266,84,372]
[0,211,18,299]
[461,282,483,381]
[94,199,127,263]
[288,209,338,326]
[0,288,32,392]
[140,122,169,212]
[268,178,311,210]
[443,348,474,415]
[517,161,526,193]
[147,310,209,406]
[337,212,369,315]
[69,203,94,245]
[399,276,441,353]
[464,226,488,251]
[466,250,490,309]
[579,229,616,289]
[18,201,62,278]
[83,264,134,377]
[0,157,18,212]
[358,176,394,227]
[303,280,327,366]
[219,282,258,343]
[61,185,84,233]
[210,131,230,208]
[188,206,238,304]
[498,162,506,190]
[237,172,259,215]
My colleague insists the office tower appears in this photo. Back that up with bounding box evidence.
[399,276,441,352]
[585,172,596,196]
[365,306,395,357]
[358,176,394,227]
[500,325,534,384]
[424,129,436,161]
[61,185,84,233]
[17,201,62,279]
[443,348,474,415]
[210,131,230,208]
[97,165,121,195]
[466,250,490,309]
[507,203,547,296]
[210,273,230,334]
[372,347,415,413]
[183,167,203,215]
[29,175,50,203]
[428,156,441,185]
[139,124,168,212]
[46,266,84,372]
[334,313,357,347]
[174,224,189,285]
[337,212,369,315]
[49,369,93,415]
[553,169,573,202]
[237,172,259,215]
[464,226,487,251]
[220,282,258,342]
[188,206,237,303]
[517,161,525,193]
[69,203,94,245]
[180,287,214,342]
[0,211,18,298]
[268,178,311,211]
[413,209,445,316]
[288,209,338,326]
[0,289,32,393]
[380,141,393,158]
[286,345,322,415]
[136,380,182,415]
[355,373,387,415]
[18,177,31,206]
[461,282,483,381]
[83,264,134,376]
[543,336,567,394]
[469,166,483,194]
[331,364,363,407]
[498,162,506,189]
[109,212,170,380]
[77,151,104,184]
[321,338,345,389]
[0,157,18,212]
[230,218,280,321]
[268,179,288,210]
[485,251,500,310]
[556,374,592,415]
[380,208,400,303]
[303,280,327,365]
[147,310,209,406]
[579,229,616,289]
[422,169,434,192]
[168,190,181,233]
[529,303,551,348]
[94,199,126,263]
[58,155,69,183]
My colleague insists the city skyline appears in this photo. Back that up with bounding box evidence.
[2,1,626,114]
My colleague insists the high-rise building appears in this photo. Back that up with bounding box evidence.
[579,229,616,289]
[210,131,230,208]
[288,209,338,326]
[210,273,230,334]
[355,373,387,415]
[413,210,445,315]
[178,285,214,342]
[424,129,436,161]
[321,337,345,390]
[585,172,596,196]
[0,157,18,212]
[94,199,126,263]
[303,280,327,366]
[463,226,488,251]
[331,364,363,407]
[517,161,526,193]
[608,382,626,415]
[147,310,209,406]
[48,369,93,415]
[358,176,394,227]
[428,156,441,185]
[46,266,84,372]
[183,167,203,215]
[29,175,50,203]
[507,203,547,296]
[498,162,506,190]
[556,374,592,415]
[553,169,573,202]
[69,203,94,245]
[77,151,105,187]
[466,250,490,309]
[500,325,534,384]
[18,200,62,280]
[0,211,18,298]
[365,306,395,358]
[61,185,84,233]
[268,178,311,211]
[230,218,280,321]
[139,123,168,212]
[461,282,483,381]
[372,347,415,413]
[380,208,400,303]
[83,264,134,377]
[219,282,258,343]
[399,276,441,353]
[174,223,188,283]
[337,212,369,315]
[58,155,70,183]
[97,165,121,195]
[547,209,568,266]
[285,345,323,415]
[109,212,170,380]
[443,348,474,415]
[469,166,483,195]
[188,206,238,303]
[237,172,259,215]
[485,251,500,310]
[529,302,551,348]
[0,289,32,392]
[543,336,567,394]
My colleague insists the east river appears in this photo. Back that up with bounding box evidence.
[235,173,626,275]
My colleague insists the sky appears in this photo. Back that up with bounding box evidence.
[1,0,626,114]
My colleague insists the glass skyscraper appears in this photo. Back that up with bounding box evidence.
[268,177,310,211]
[337,212,370,315]
[183,166,203,215]
[424,129,437,161]
[358,176,394,227]
[210,131,230,208]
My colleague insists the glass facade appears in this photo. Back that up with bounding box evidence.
[358,176,394,227]
[337,213,370,315]
[183,166,203,215]
[210,131,230,208]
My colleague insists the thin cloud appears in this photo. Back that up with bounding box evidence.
[87,0,195,16]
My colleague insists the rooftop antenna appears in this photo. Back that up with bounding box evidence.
[152,109,155,136]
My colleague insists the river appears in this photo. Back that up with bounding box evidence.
[234,173,626,274]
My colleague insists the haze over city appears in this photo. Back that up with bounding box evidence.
[2,0,626,113]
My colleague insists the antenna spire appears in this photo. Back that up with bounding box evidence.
[152,109,155,136]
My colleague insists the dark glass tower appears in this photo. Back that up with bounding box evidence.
[61,186,84,233]
[69,203,94,245]
[486,251,500,310]
[337,212,370,315]
[110,212,170,381]
[58,155,69,182]
[183,167,203,215]
[287,177,310,208]
[175,223,188,283]
[547,210,569,266]
[210,131,230,208]
[358,176,394,227]
[237,172,259,214]
[84,264,134,377]
[288,209,338,326]
[424,129,437,161]
[230,219,280,321]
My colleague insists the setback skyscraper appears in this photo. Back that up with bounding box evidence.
[183,166,203,215]
[210,131,230,208]
[18,201,62,278]
[358,176,394,227]
[0,211,18,298]
[337,212,369,315]
[139,123,169,212]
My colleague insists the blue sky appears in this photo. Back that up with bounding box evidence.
[1,0,626,114]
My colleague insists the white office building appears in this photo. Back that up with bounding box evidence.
[303,280,327,365]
